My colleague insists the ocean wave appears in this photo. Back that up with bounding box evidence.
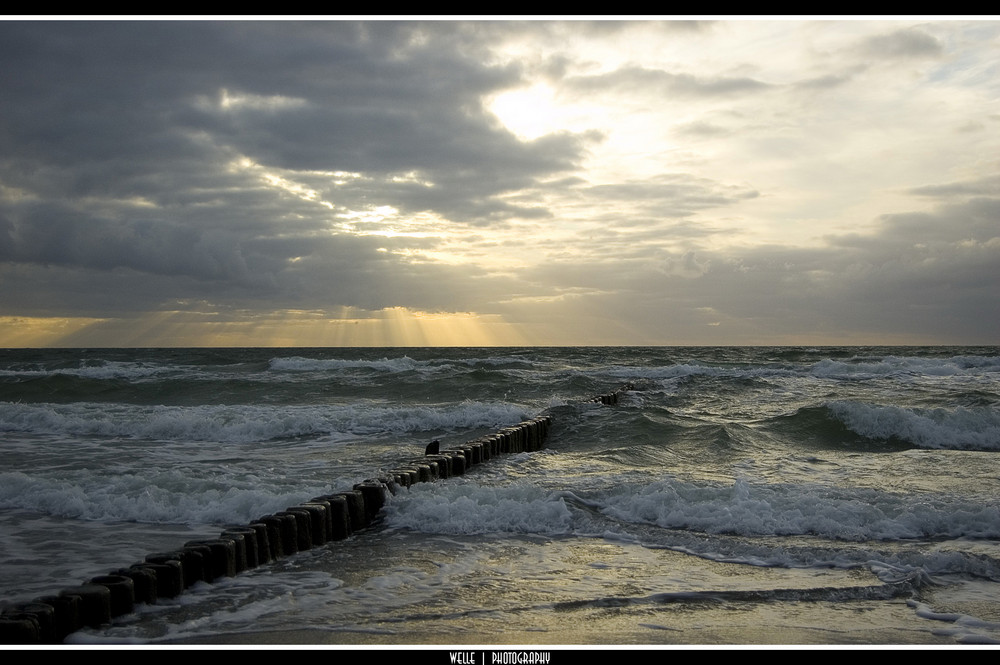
[0,470,315,524]
[808,354,1000,379]
[268,355,427,373]
[268,353,537,376]
[599,477,1000,542]
[382,481,576,536]
[0,399,532,443]
[590,353,1000,386]
[383,475,1000,544]
[826,401,1000,451]
[0,360,173,382]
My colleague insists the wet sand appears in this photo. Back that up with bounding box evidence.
[156,533,957,647]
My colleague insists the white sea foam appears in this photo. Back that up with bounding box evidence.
[378,474,1000,586]
[0,468,321,523]
[810,354,1000,379]
[0,399,531,443]
[268,355,428,373]
[827,401,1000,451]
[383,480,576,536]
[597,476,1000,542]
[594,354,1000,385]
[384,473,1000,543]
[0,360,173,381]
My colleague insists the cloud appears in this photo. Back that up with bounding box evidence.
[498,175,1000,344]
[563,65,772,98]
[0,19,998,346]
[908,175,1000,199]
[583,174,759,219]
[0,21,594,317]
[857,26,944,60]
[0,21,589,219]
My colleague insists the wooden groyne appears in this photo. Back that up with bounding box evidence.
[1,385,633,644]
[588,382,635,406]
[1,416,552,643]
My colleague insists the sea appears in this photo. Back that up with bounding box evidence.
[1,346,999,648]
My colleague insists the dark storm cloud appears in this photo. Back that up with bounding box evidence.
[0,21,586,200]
[310,130,598,224]
[0,20,595,316]
[807,199,1000,340]
[0,199,276,285]
[0,223,506,320]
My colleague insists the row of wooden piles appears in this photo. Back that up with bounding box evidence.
[0,414,553,644]
[588,383,636,405]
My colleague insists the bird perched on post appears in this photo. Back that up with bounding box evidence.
[425,439,440,455]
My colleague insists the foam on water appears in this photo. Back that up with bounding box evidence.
[269,353,538,373]
[0,360,172,381]
[827,401,1000,451]
[384,474,1000,545]
[809,354,1000,379]
[0,469,318,524]
[0,399,532,443]
[590,353,1000,386]
[268,354,428,373]
[599,476,1000,541]
[383,480,576,536]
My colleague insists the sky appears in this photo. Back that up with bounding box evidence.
[1,17,998,347]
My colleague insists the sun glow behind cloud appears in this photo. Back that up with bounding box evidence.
[489,84,568,141]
